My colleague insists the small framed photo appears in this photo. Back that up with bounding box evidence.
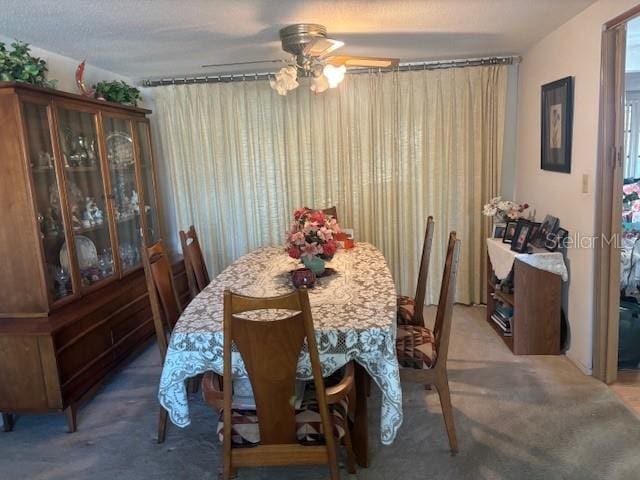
[546,228,569,252]
[502,221,518,244]
[511,220,533,253]
[534,215,559,248]
[527,222,542,247]
[493,224,506,239]
[541,76,574,173]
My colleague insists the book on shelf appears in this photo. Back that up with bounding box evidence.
[491,313,513,336]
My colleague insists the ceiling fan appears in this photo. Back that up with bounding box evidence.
[202,23,399,95]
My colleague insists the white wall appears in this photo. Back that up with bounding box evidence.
[515,0,639,374]
[0,34,130,93]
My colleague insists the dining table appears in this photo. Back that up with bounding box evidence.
[158,242,403,465]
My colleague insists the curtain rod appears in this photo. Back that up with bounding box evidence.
[140,55,519,87]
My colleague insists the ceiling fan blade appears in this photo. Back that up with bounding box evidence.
[305,37,344,58]
[201,59,285,68]
[326,55,399,68]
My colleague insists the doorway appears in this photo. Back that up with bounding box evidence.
[595,6,640,415]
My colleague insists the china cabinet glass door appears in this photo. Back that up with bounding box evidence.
[103,116,143,272]
[22,101,75,302]
[56,106,116,288]
[136,122,161,245]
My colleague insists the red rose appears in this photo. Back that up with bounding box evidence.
[294,207,310,220]
[288,247,301,259]
[323,239,337,257]
[309,211,325,224]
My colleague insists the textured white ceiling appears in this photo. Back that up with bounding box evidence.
[0,0,595,80]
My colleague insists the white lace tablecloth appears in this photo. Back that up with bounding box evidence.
[158,243,402,445]
[486,238,569,281]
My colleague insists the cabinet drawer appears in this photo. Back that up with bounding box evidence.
[57,321,113,383]
[53,278,148,350]
[110,297,150,344]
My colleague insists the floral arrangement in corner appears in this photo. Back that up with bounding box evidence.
[286,207,341,274]
[482,196,529,223]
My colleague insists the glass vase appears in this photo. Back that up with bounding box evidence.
[302,256,326,275]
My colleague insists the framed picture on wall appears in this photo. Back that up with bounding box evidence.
[541,76,574,173]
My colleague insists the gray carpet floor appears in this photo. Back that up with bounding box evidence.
[3,306,640,480]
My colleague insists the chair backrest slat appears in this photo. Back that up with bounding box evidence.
[321,206,338,222]
[179,225,210,297]
[142,242,182,360]
[223,289,335,448]
[413,216,434,325]
[433,232,461,368]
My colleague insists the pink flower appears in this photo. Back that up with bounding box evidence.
[317,226,332,241]
[303,221,319,233]
[301,242,321,259]
[288,246,301,259]
[632,200,640,212]
[323,239,337,257]
[291,231,305,245]
[294,207,310,220]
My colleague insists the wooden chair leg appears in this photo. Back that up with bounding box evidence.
[157,408,168,443]
[65,405,77,433]
[2,413,14,432]
[435,375,458,454]
[328,440,341,480]
[342,421,357,474]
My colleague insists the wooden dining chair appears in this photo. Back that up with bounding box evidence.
[201,288,356,480]
[179,225,211,298]
[321,205,338,222]
[141,241,183,444]
[396,232,461,454]
[397,216,435,326]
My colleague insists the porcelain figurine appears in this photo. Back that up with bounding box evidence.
[84,197,96,225]
[44,208,60,235]
[130,190,140,214]
[71,205,83,230]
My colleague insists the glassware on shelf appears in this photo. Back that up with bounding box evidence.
[53,266,70,299]
[57,107,115,287]
[23,102,74,301]
[98,248,115,277]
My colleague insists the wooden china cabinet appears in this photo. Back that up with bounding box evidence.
[0,82,188,432]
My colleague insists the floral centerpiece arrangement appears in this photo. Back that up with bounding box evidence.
[286,207,341,275]
[482,196,529,223]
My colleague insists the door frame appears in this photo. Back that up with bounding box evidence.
[594,6,640,383]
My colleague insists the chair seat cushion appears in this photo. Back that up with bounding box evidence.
[217,396,349,447]
[396,325,436,369]
[397,295,423,326]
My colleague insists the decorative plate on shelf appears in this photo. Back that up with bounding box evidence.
[60,235,98,271]
[106,131,134,166]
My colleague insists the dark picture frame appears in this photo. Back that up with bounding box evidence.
[527,222,542,247]
[546,227,569,252]
[534,215,559,248]
[511,220,532,253]
[502,221,518,244]
[493,224,506,239]
[541,76,574,173]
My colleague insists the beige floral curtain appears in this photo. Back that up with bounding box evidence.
[150,65,507,304]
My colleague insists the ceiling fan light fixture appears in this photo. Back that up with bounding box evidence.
[323,64,346,88]
[270,65,299,95]
[311,74,329,94]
